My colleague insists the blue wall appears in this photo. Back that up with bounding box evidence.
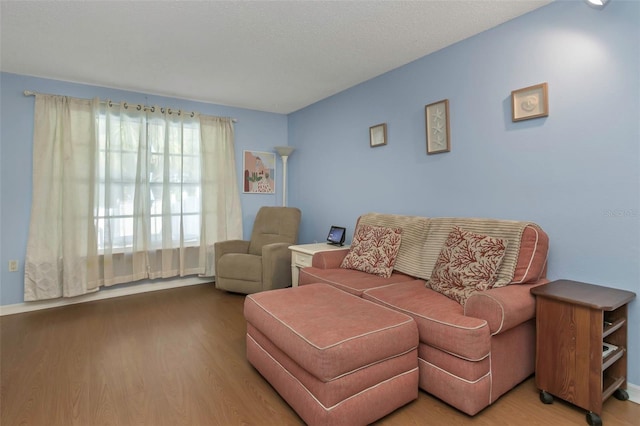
[288,1,640,383]
[0,72,288,306]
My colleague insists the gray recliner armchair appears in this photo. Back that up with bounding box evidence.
[214,206,301,294]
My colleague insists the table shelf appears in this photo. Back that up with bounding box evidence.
[603,318,624,339]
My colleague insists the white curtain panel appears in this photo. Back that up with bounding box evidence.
[199,116,243,276]
[24,94,241,301]
[24,95,99,300]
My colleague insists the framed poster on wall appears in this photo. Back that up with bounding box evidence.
[243,150,276,193]
[511,83,549,122]
[425,99,451,155]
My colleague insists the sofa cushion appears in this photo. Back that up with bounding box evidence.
[417,356,492,416]
[363,280,491,361]
[340,224,402,278]
[419,343,490,383]
[299,267,415,297]
[426,227,507,305]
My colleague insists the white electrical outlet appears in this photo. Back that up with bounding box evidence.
[8,260,19,272]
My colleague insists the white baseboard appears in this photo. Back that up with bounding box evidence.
[627,382,640,404]
[0,277,213,316]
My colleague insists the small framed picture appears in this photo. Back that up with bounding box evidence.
[511,83,548,122]
[425,99,450,155]
[369,123,387,147]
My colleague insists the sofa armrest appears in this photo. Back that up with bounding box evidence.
[464,279,549,335]
[312,248,350,269]
[262,242,294,291]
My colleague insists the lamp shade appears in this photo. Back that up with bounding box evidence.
[275,146,295,157]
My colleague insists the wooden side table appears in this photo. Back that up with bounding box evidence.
[531,280,636,426]
[288,243,349,287]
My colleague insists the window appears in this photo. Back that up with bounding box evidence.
[25,94,242,300]
[95,110,202,251]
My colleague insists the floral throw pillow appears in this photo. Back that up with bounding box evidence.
[427,226,508,306]
[340,225,402,278]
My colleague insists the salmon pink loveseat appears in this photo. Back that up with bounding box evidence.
[299,213,549,415]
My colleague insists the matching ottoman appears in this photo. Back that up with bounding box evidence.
[244,283,419,426]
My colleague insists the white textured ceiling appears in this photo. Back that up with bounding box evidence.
[1,1,552,114]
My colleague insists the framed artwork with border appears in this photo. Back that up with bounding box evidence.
[425,99,450,155]
[243,150,275,194]
[511,82,548,122]
[369,123,387,147]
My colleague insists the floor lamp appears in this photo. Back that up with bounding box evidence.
[274,146,295,207]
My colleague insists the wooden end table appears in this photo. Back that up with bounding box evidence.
[531,279,636,426]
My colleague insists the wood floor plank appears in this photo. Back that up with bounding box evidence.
[2,284,638,425]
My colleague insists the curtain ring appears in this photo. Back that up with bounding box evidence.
[108,100,112,107]
[150,106,155,113]
[191,112,195,118]
[123,102,128,109]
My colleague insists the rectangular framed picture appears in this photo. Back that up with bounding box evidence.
[243,150,275,193]
[369,123,387,147]
[425,99,450,155]
[511,82,549,122]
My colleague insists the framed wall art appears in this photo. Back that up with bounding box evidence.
[369,123,387,147]
[425,99,450,155]
[511,82,548,122]
[243,150,275,194]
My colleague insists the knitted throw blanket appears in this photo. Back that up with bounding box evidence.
[358,213,430,279]
[357,213,535,286]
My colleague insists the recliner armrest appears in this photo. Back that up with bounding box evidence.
[215,239,250,256]
[312,248,350,269]
[464,279,549,335]
[262,242,294,291]
[214,239,250,271]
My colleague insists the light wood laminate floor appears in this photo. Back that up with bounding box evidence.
[2,284,638,425]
